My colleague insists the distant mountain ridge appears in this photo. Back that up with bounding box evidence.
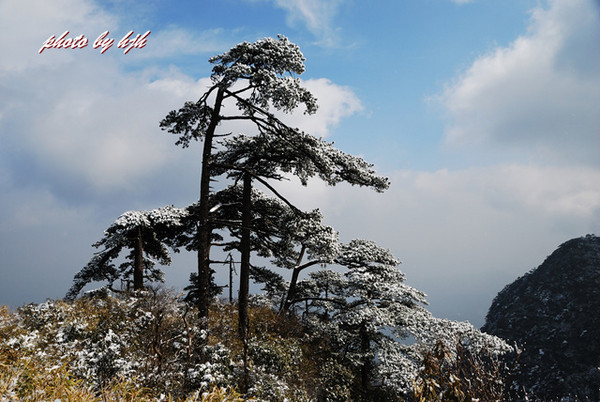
[482,234,600,400]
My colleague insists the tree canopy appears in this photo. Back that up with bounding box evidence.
[159,36,390,343]
[66,206,186,300]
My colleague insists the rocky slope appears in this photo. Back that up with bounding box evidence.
[482,234,600,400]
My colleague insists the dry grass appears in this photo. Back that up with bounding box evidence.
[413,339,520,401]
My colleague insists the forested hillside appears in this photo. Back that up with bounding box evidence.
[2,288,514,400]
[483,234,600,400]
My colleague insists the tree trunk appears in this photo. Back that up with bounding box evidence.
[196,86,225,332]
[281,266,301,313]
[360,322,371,398]
[228,253,234,304]
[239,171,252,392]
[280,250,320,313]
[133,226,144,291]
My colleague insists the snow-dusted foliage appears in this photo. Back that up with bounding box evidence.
[213,184,347,315]
[213,130,390,192]
[209,35,317,115]
[291,239,514,397]
[66,206,187,300]
[160,35,318,149]
[1,292,342,400]
[209,184,338,265]
[1,290,236,399]
[199,37,390,193]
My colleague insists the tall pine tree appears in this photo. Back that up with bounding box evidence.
[160,36,388,338]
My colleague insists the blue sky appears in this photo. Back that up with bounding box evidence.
[1,0,599,327]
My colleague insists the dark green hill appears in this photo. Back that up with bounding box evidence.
[483,234,600,400]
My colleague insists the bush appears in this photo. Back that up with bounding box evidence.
[1,290,516,401]
[0,291,325,400]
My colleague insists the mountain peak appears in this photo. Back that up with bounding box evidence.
[483,234,600,400]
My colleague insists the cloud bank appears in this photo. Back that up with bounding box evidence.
[248,0,343,46]
[440,0,600,166]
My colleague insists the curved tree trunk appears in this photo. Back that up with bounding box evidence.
[280,257,320,313]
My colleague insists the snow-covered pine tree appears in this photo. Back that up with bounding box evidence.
[159,36,389,339]
[65,206,186,300]
[159,36,319,332]
[291,239,513,398]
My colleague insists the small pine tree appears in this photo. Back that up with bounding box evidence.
[66,206,186,300]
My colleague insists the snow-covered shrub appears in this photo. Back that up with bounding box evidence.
[186,342,234,391]
[5,296,136,386]
[0,332,151,401]
[249,334,302,375]
[2,284,515,400]
[316,358,354,402]
[247,369,290,402]
[1,289,213,399]
[200,385,245,401]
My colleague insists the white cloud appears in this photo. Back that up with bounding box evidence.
[277,78,363,137]
[0,0,363,201]
[0,0,114,73]
[439,0,600,166]
[258,0,343,47]
[271,163,600,325]
[412,165,600,218]
[1,61,207,193]
[0,0,206,207]
[127,27,229,59]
